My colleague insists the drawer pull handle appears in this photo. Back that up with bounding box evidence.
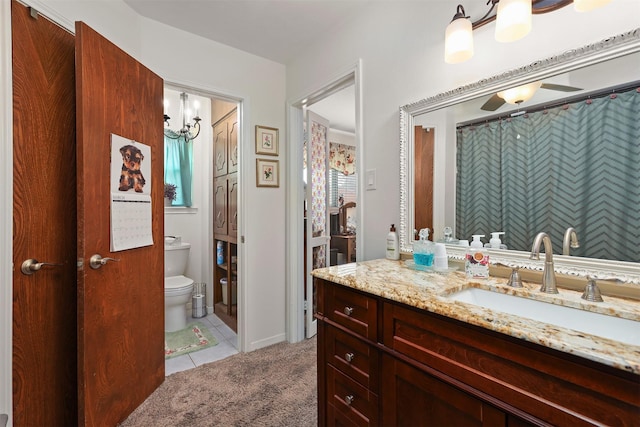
[345,395,355,406]
[345,352,355,363]
[344,306,354,316]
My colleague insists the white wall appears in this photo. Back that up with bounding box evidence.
[286,0,640,261]
[136,17,287,349]
[328,129,356,146]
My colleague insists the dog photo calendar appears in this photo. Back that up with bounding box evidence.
[110,134,154,251]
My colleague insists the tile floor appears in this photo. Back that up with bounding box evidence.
[165,311,239,376]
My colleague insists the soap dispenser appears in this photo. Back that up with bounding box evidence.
[466,235,489,278]
[470,235,484,248]
[413,228,435,266]
[489,232,505,249]
[386,224,400,260]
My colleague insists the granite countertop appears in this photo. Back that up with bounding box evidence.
[311,258,640,375]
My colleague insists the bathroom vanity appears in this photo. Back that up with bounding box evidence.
[312,260,640,426]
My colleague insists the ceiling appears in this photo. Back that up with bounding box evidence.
[123,0,371,65]
[124,0,365,134]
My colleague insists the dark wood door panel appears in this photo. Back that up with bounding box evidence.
[75,22,164,426]
[12,2,78,425]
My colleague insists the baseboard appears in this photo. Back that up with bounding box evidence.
[247,333,286,352]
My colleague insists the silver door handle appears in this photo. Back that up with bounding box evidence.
[21,259,62,275]
[89,254,120,269]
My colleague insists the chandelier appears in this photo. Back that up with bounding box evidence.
[444,0,613,64]
[164,92,201,142]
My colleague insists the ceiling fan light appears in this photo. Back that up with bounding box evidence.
[495,0,532,43]
[497,81,542,105]
[574,0,613,12]
[444,15,474,64]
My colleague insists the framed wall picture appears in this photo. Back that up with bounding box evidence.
[256,158,279,188]
[255,125,279,156]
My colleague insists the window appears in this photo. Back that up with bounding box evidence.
[164,134,193,206]
[329,169,357,208]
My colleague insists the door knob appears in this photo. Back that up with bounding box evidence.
[89,254,120,269]
[21,259,62,275]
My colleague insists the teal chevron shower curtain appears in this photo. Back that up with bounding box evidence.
[456,88,640,262]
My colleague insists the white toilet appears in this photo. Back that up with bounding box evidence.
[164,241,195,332]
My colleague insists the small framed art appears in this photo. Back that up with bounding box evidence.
[255,125,279,156]
[256,158,279,188]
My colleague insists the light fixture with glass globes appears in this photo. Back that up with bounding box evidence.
[164,92,202,142]
[444,0,614,64]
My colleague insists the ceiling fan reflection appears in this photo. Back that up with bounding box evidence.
[481,82,582,111]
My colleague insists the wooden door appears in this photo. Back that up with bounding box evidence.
[75,22,164,426]
[12,3,78,425]
[228,113,239,174]
[213,118,228,177]
[214,179,228,236]
[414,126,434,237]
[228,174,238,238]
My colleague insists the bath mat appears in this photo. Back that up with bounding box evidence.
[165,322,218,359]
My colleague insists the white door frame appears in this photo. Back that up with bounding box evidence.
[285,60,363,343]
[0,1,14,422]
[162,80,247,351]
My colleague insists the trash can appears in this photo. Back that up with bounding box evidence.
[220,277,237,305]
[192,282,206,318]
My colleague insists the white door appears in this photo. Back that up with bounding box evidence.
[305,111,331,338]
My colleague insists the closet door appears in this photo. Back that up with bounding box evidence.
[213,118,228,177]
[214,179,228,236]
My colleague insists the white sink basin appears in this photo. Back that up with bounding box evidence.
[446,287,640,346]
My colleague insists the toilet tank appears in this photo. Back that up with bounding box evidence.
[164,242,191,277]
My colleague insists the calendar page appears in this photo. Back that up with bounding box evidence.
[109,134,154,251]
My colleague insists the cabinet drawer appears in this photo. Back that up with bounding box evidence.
[326,326,379,390]
[326,284,377,341]
[327,403,367,427]
[327,365,378,427]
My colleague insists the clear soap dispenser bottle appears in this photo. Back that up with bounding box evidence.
[489,232,505,249]
[413,228,435,266]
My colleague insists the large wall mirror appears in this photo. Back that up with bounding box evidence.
[400,29,640,284]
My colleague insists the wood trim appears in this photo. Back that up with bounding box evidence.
[413,126,433,237]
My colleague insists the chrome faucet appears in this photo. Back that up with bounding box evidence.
[562,227,580,256]
[530,232,558,294]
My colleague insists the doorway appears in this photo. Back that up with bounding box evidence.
[286,62,363,342]
[162,85,242,335]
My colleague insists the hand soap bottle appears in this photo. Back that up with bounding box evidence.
[386,224,400,260]
[489,232,505,249]
[466,235,489,278]
[413,228,434,266]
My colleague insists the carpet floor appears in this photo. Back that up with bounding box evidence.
[120,336,317,426]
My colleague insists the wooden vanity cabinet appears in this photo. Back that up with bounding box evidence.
[315,278,640,427]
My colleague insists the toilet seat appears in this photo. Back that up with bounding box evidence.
[165,275,194,296]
